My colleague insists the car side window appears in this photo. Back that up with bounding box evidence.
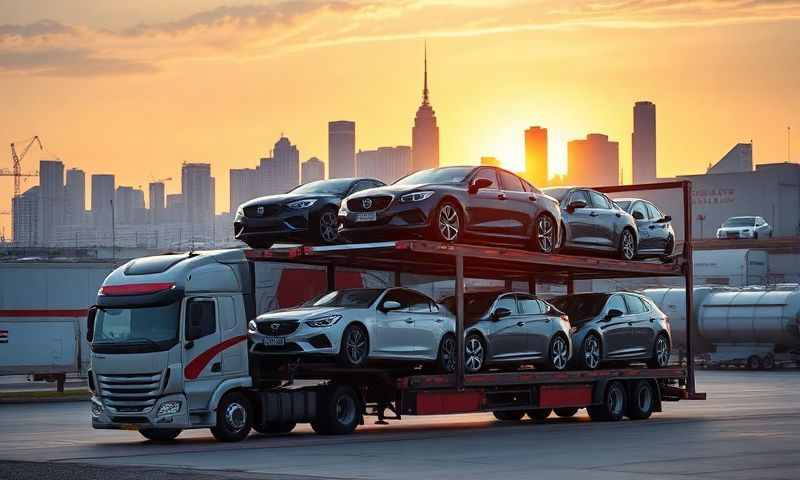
[589,191,611,209]
[644,202,661,220]
[381,289,410,312]
[498,170,525,192]
[186,299,216,341]
[495,295,517,314]
[631,202,648,221]
[521,179,540,193]
[624,294,646,314]
[406,291,434,313]
[537,300,552,314]
[517,295,544,314]
[569,190,590,206]
[473,168,499,189]
[605,295,627,315]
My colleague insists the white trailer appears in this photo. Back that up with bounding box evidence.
[693,249,768,287]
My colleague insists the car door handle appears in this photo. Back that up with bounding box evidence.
[404,318,414,324]
[528,196,537,202]
[628,322,633,326]
[435,318,444,323]
[211,362,221,373]
[589,212,599,217]
[649,225,656,229]
[650,318,656,322]
[497,193,507,200]
[516,321,525,327]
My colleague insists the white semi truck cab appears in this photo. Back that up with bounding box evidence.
[88,250,260,441]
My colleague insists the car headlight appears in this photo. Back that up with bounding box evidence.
[305,315,342,327]
[234,206,244,222]
[91,400,104,417]
[287,199,317,209]
[248,320,258,334]
[400,191,434,203]
[157,401,182,417]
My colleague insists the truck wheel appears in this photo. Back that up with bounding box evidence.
[312,385,362,435]
[493,410,525,421]
[210,391,252,442]
[747,355,762,370]
[588,381,626,422]
[254,422,296,435]
[526,408,553,422]
[338,324,369,368]
[762,354,775,370]
[139,428,181,442]
[626,380,656,420]
[554,407,579,418]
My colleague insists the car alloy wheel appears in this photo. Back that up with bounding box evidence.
[536,215,555,253]
[583,335,601,370]
[655,335,670,367]
[465,334,485,373]
[550,335,568,370]
[620,229,636,260]
[341,325,369,367]
[438,204,460,242]
[319,210,338,243]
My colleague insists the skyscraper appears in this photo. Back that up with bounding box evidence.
[524,126,548,187]
[91,174,115,229]
[181,163,214,225]
[37,160,64,245]
[329,121,356,178]
[272,136,300,193]
[302,157,325,184]
[12,186,39,246]
[411,44,439,172]
[632,101,657,184]
[567,134,620,187]
[148,181,165,224]
[356,146,412,183]
[229,168,258,212]
[64,168,86,225]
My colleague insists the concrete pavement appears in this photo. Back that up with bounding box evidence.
[1,370,799,480]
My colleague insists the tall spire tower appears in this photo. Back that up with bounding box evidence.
[412,42,439,171]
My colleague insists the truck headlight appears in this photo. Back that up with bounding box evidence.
[157,401,182,417]
[400,191,434,203]
[248,320,258,334]
[91,400,104,417]
[306,315,342,327]
[287,199,317,209]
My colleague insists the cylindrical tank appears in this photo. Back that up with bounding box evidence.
[644,285,800,350]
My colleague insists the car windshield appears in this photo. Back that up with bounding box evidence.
[542,187,570,202]
[393,167,473,186]
[290,179,352,195]
[615,200,631,210]
[723,217,756,227]
[549,294,609,325]
[441,292,502,318]
[302,289,383,308]
[93,303,180,345]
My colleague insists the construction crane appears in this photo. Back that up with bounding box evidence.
[7,136,43,197]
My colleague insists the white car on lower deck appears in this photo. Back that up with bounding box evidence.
[716,216,772,239]
[248,287,457,371]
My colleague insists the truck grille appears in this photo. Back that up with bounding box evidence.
[257,320,300,336]
[97,372,163,413]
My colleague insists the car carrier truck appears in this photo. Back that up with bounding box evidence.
[87,181,705,442]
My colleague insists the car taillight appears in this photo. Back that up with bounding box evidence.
[99,282,175,296]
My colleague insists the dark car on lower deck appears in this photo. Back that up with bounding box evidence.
[338,166,562,252]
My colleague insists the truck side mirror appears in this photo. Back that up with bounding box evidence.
[86,307,97,342]
[468,178,493,194]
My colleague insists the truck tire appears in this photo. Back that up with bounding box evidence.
[139,428,181,442]
[626,380,656,420]
[254,422,296,435]
[493,410,525,421]
[311,385,362,435]
[554,407,579,418]
[747,355,762,370]
[210,391,252,442]
[762,354,775,370]
[526,408,553,422]
[588,381,626,422]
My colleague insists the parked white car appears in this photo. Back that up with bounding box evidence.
[248,288,457,371]
[716,216,772,239]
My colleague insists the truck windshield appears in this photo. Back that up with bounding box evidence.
[92,303,180,352]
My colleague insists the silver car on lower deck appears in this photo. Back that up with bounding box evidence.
[248,288,456,370]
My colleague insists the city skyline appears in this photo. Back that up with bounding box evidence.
[1,2,798,236]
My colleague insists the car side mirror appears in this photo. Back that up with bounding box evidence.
[566,200,587,213]
[604,309,623,321]
[86,307,97,342]
[632,211,645,220]
[659,215,672,223]
[468,178,493,194]
[382,300,403,312]
[492,307,512,320]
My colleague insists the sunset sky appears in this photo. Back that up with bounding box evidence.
[1,0,798,236]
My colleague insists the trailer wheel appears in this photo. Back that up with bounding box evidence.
[762,354,775,370]
[747,355,762,370]
[254,422,296,435]
[139,428,181,442]
[210,391,252,442]
[626,380,656,420]
[493,410,525,421]
[554,407,579,418]
[588,381,626,422]
[526,408,553,422]
[312,385,362,435]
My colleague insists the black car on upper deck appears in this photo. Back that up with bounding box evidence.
[338,166,562,252]
[234,178,385,249]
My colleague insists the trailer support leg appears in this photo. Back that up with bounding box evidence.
[394,271,402,287]
[326,265,336,293]
[528,276,537,295]
[456,253,465,390]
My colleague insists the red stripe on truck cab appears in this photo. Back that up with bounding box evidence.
[0,309,89,317]
[183,335,247,380]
